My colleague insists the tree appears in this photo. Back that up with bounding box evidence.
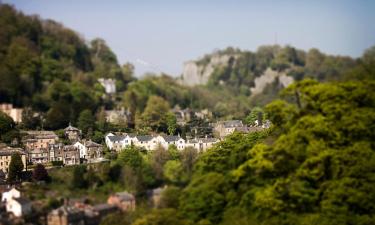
[159,186,181,208]
[132,208,191,225]
[166,113,177,135]
[32,164,49,181]
[8,152,24,182]
[78,109,95,136]
[136,96,171,133]
[180,173,227,223]
[0,111,15,135]
[163,160,184,184]
[245,107,264,125]
[71,165,87,189]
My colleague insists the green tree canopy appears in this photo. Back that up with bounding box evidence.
[8,152,24,182]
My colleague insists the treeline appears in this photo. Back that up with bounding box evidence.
[0,4,133,130]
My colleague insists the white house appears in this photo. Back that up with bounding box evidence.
[1,188,31,217]
[74,141,87,159]
[2,187,20,202]
[105,133,136,152]
[158,135,185,150]
[185,137,219,152]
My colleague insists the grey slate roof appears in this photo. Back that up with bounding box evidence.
[162,135,181,142]
[64,124,80,132]
[108,135,126,142]
[136,135,153,142]
[223,120,243,128]
[85,140,102,147]
[0,147,26,156]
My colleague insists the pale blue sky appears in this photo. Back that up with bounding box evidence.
[4,0,375,76]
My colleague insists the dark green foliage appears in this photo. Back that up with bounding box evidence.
[8,152,24,182]
[78,109,95,136]
[71,165,88,189]
[180,173,227,223]
[32,164,49,181]
[132,208,192,225]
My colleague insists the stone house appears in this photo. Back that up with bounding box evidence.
[23,131,59,150]
[28,148,49,164]
[0,146,27,175]
[107,191,135,212]
[47,206,85,225]
[74,140,103,162]
[0,103,23,123]
[213,120,246,138]
[48,143,64,162]
[185,137,219,152]
[62,145,80,165]
[64,123,81,142]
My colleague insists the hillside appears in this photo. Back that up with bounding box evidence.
[0,4,133,129]
[181,46,358,105]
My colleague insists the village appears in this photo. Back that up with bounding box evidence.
[0,102,270,225]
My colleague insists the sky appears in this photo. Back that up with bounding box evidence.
[4,0,375,76]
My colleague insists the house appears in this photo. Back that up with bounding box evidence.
[64,123,81,142]
[132,135,154,150]
[98,78,116,94]
[22,130,59,151]
[0,103,23,123]
[107,191,135,212]
[213,120,246,138]
[28,148,49,164]
[0,146,27,175]
[47,206,85,225]
[172,106,194,126]
[158,135,185,150]
[105,133,133,152]
[62,145,80,165]
[185,137,219,152]
[74,140,103,162]
[49,143,64,162]
[1,188,31,217]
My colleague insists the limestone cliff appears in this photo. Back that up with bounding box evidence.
[181,53,237,86]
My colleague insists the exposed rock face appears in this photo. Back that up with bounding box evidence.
[182,54,235,86]
[181,52,294,95]
[250,68,294,95]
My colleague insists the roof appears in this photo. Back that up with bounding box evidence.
[50,206,84,217]
[64,145,78,151]
[222,120,243,128]
[13,197,31,205]
[93,203,117,212]
[136,135,153,142]
[200,138,218,143]
[113,192,135,201]
[0,147,26,156]
[107,135,126,142]
[162,135,181,142]
[64,122,80,131]
[85,140,102,147]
